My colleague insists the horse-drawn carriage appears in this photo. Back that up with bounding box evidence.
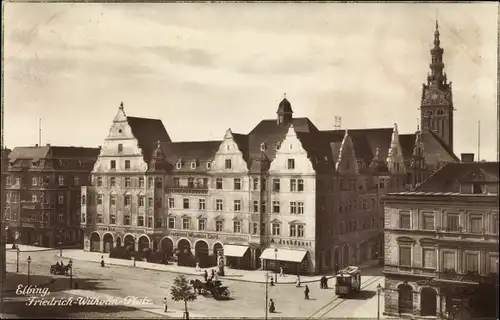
[190,279,231,300]
[50,263,70,276]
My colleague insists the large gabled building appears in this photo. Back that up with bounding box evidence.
[83,21,459,274]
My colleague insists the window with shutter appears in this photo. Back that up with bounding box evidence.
[442,251,456,270]
[422,248,436,268]
[399,246,412,266]
[465,252,479,272]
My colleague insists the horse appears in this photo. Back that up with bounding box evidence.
[190,279,208,295]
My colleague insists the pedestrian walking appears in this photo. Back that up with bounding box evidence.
[304,285,310,300]
[211,269,215,278]
[270,277,274,286]
[280,266,284,277]
[269,298,276,313]
[163,297,168,313]
[296,275,301,287]
[195,261,200,272]
[323,276,328,289]
[101,256,105,267]
[204,270,208,282]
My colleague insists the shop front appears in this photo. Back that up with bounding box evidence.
[223,244,251,270]
[260,248,309,275]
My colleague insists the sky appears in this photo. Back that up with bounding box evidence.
[3,2,498,161]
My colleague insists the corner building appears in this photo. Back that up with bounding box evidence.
[383,159,499,319]
[83,22,460,274]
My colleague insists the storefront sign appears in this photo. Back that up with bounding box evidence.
[123,228,146,234]
[167,231,250,243]
[97,227,116,232]
[169,231,219,240]
[270,238,312,247]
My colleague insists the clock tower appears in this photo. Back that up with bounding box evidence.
[420,20,454,151]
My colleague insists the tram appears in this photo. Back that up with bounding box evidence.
[335,266,361,297]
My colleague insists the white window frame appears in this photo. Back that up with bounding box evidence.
[233,220,241,233]
[58,175,65,186]
[168,217,175,229]
[199,198,206,210]
[216,220,223,232]
[198,219,206,231]
[182,218,190,230]
[234,200,241,212]
[168,198,175,208]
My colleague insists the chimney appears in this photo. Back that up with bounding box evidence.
[46,143,51,147]
[98,145,102,149]
[35,144,38,147]
[461,153,474,163]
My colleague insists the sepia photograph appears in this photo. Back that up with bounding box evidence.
[1,1,498,319]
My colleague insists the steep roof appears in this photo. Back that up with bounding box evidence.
[159,141,221,173]
[247,118,318,164]
[415,162,499,192]
[232,133,250,164]
[8,146,99,161]
[277,97,293,114]
[127,116,172,164]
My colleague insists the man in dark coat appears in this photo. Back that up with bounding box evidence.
[304,285,310,299]
[204,270,208,282]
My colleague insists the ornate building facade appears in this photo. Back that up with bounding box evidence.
[383,159,499,319]
[4,145,99,247]
[83,22,460,274]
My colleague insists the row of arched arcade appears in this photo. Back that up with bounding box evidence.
[87,233,245,268]
[324,240,379,272]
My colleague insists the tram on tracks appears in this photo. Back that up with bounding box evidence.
[335,266,361,297]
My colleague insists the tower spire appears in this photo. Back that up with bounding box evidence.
[428,20,445,88]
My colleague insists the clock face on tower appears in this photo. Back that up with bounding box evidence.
[431,93,438,101]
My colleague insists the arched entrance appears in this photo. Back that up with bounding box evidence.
[90,232,100,252]
[255,248,262,269]
[420,287,437,316]
[398,283,414,314]
[124,235,135,251]
[161,237,174,260]
[103,233,114,253]
[138,236,150,252]
[177,239,193,267]
[116,236,122,248]
[195,240,210,268]
[342,245,349,267]
[213,243,223,266]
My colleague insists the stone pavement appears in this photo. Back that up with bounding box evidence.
[60,249,379,284]
[63,289,206,319]
[1,272,55,292]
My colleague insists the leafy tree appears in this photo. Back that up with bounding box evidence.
[170,275,197,318]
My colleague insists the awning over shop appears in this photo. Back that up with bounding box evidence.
[223,245,249,257]
[259,248,308,263]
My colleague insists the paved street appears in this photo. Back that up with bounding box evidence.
[3,248,386,318]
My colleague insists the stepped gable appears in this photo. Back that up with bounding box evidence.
[415,162,499,193]
[159,140,221,173]
[247,117,318,170]
[126,116,172,164]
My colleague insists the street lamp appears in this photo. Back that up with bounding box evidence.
[265,272,269,320]
[68,259,73,288]
[27,256,32,287]
[16,246,20,273]
[376,283,383,320]
[58,241,63,257]
[274,248,278,283]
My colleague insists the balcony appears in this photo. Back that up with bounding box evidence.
[384,264,437,277]
[167,185,209,194]
[435,269,498,284]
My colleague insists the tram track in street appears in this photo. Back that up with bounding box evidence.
[307,275,384,319]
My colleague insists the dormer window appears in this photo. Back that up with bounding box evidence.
[176,161,182,169]
[191,161,198,169]
[206,162,212,170]
[225,159,232,169]
[472,183,485,194]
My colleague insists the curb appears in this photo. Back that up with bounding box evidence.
[6,248,56,253]
[59,254,347,285]
[2,278,56,293]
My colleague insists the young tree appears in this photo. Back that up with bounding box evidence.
[170,275,197,319]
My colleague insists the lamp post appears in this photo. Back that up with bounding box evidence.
[27,256,32,287]
[265,272,269,320]
[68,259,73,288]
[376,283,383,320]
[58,241,62,257]
[274,248,278,283]
[16,246,20,273]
